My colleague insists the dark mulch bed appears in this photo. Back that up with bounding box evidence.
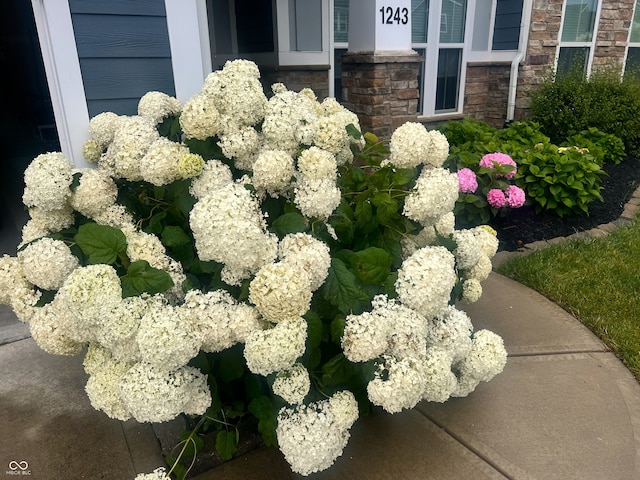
[487,156,640,252]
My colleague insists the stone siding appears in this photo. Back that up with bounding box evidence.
[464,62,512,128]
[514,0,636,120]
[260,65,330,99]
[340,52,423,140]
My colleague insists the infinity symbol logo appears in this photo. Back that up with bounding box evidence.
[8,461,29,471]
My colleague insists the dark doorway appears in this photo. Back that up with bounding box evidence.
[0,0,60,253]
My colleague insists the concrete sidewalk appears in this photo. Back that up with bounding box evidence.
[1,271,639,479]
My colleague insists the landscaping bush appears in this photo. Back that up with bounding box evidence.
[530,69,640,157]
[441,118,612,220]
[516,142,604,217]
[563,127,626,165]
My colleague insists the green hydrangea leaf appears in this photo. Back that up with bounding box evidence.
[248,396,277,447]
[346,123,362,140]
[161,225,191,247]
[330,315,346,345]
[272,212,307,237]
[121,260,174,298]
[75,222,127,265]
[349,247,393,284]
[322,258,369,314]
[215,430,238,461]
[304,311,323,348]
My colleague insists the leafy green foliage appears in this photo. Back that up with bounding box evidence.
[121,260,174,298]
[516,142,604,217]
[75,223,127,265]
[563,128,626,165]
[441,118,615,219]
[530,68,640,156]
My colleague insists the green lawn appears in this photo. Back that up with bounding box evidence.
[497,215,640,381]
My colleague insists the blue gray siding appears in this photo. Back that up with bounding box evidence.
[69,0,175,118]
[492,0,523,51]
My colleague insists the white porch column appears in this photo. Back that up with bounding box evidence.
[348,0,413,53]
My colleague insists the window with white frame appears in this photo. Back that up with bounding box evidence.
[207,0,277,69]
[333,0,471,115]
[557,0,600,77]
[626,0,640,75]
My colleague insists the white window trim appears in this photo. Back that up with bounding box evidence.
[555,0,603,76]
[623,0,640,76]
[31,0,90,167]
[165,0,211,102]
[420,0,475,117]
[276,0,331,66]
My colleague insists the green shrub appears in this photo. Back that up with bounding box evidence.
[530,70,640,156]
[515,142,604,217]
[441,118,609,219]
[563,127,626,165]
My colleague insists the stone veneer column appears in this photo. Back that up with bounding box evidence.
[340,51,423,140]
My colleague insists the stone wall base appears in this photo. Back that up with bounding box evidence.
[260,65,330,99]
[464,62,512,129]
[341,51,423,140]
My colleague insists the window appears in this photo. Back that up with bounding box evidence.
[436,0,467,112]
[492,0,523,50]
[557,0,599,77]
[626,0,640,75]
[334,0,349,43]
[333,0,469,116]
[207,0,277,69]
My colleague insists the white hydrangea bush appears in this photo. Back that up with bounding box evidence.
[0,60,507,479]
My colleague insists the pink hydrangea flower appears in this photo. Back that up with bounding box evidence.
[479,153,516,179]
[486,189,506,208]
[505,185,526,208]
[457,168,478,193]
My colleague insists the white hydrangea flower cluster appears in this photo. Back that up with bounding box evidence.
[276,390,359,476]
[134,467,170,480]
[101,116,160,181]
[262,87,320,154]
[388,122,450,169]
[17,237,78,291]
[22,152,74,211]
[395,246,458,319]
[118,362,211,422]
[217,126,262,171]
[137,91,182,125]
[70,168,118,218]
[271,363,311,404]
[251,150,295,197]
[20,205,75,245]
[244,317,307,376]
[190,182,278,285]
[201,59,267,129]
[278,233,331,291]
[249,261,312,324]
[179,93,222,140]
[403,167,460,226]
[181,289,264,353]
[140,137,204,186]
[453,330,507,397]
[0,255,40,322]
[189,159,233,199]
[87,111,121,147]
[28,295,85,356]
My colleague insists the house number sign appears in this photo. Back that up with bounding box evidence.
[379,6,409,25]
[348,0,412,51]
